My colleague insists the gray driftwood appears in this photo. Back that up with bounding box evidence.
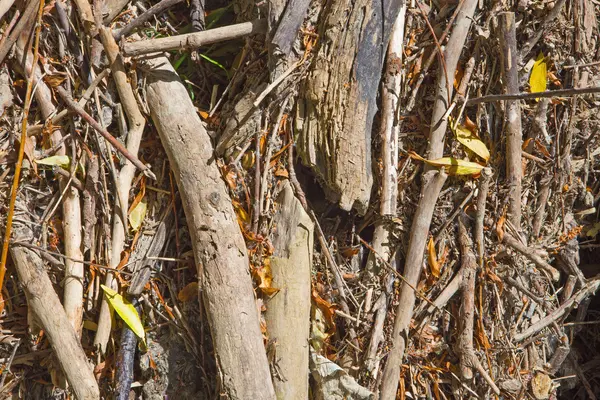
[143,55,275,400]
[296,0,402,213]
[265,180,313,400]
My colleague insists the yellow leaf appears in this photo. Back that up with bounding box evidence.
[408,151,484,176]
[129,200,147,231]
[427,237,441,278]
[454,124,490,162]
[529,52,547,96]
[35,155,70,168]
[101,285,145,344]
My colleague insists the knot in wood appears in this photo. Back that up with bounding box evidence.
[207,192,220,207]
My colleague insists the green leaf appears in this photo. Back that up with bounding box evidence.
[129,200,147,231]
[35,155,70,169]
[199,53,228,77]
[101,285,145,344]
[173,53,188,71]
[529,52,547,95]
[454,124,490,162]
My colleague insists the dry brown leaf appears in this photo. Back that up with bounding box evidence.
[177,282,199,302]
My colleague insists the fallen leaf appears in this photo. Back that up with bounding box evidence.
[529,52,547,96]
[177,282,199,302]
[408,151,484,176]
[36,155,70,169]
[496,214,505,242]
[101,285,145,344]
[453,124,490,162]
[129,200,147,231]
[428,237,441,278]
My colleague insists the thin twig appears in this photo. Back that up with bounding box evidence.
[466,85,600,105]
[0,0,38,65]
[113,0,184,41]
[56,86,156,179]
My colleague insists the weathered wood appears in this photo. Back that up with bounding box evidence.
[297,0,402,213]
[499,12,523,232]
[265,181,313,400]
[143,55,275,400]
[122,20,267,57]
[11,244,99,399]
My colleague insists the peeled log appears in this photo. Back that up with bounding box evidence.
[143,56,275,400]
[297,0,402,213]
[265,181,313,400]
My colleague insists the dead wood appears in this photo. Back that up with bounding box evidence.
[296,0,403,213]
[11,243,99,399]
[379,170,447,399]
[499,12,523,232]
[265,180,313,399]
[94,26,147,354]
[122,20,267,57]
[143,55,275,399]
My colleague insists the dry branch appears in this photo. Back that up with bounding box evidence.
[364,7,406,375]
[379,170,447,399]
[94,26,147,354]
[143,55,276,399]
[122,20,267,56]
[112,0,184,41]
[379,0,478,396]
[499,12,523,231]
[0,0,37,65]
[466,85,600,105]
[11,244,99,399]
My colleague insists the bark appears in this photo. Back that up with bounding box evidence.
[265,181,313,400]
[143,55,275,400]
[297,0,403,213]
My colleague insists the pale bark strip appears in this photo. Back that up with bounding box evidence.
[499,12,523,232]
[265,181,313,400]
[364,7,406,375]
[143,55,275,400]
[14,23,85,339]
[379,170,447,399]
[11,244,99,399]
[298,0,403,213]
[94,27,146,354]
[122,20,267,56]
[379,1,478,397]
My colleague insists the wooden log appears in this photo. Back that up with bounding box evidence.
[296,0,402,214]
[143,55,275,400]
[265,181,313,400]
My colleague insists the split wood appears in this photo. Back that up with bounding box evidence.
[122,19,267,56]
[55,86,155,180]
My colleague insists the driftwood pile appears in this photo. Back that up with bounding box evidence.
[0,0,600,399]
